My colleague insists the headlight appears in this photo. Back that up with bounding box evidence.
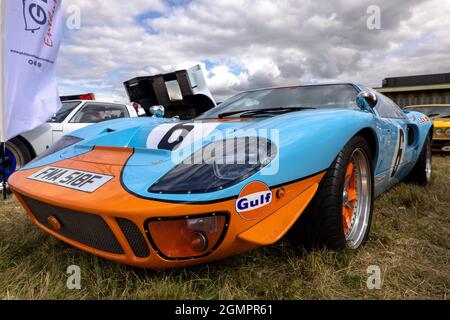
[149,137,277,194]
[146,213,229,260]
[29,135,83,164]
[436,128,443,136]
[446,129,450,137]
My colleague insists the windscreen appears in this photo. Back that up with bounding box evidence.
[198,84,359,119]
[49,101,81,123]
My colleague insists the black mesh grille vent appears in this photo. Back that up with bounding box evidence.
[21,195,124,255]
[115,218,150,258]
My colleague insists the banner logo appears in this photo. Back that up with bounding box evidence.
[22,0,59,47]
[22,0,48,33]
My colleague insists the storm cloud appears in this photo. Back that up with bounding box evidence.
[58,0,450,101]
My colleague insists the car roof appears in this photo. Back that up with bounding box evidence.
[235,83,359,94]
[62,100,83,103]
[62,100,127,105]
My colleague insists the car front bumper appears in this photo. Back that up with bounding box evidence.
[432,139,450,152]
[8,147,324,269]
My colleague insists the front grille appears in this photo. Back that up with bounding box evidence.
[116,218,150,258]
[21,196,124,255]
[432,140,450,147]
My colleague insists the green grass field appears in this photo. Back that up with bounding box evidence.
[0,156,448,300]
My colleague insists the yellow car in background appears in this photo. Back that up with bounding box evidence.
[405,105,450,153]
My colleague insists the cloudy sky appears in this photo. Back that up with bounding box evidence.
[57,0,450,102]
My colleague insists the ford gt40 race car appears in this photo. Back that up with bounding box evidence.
[8,84,433,269]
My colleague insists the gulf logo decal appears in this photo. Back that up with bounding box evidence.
[236,181,273,220]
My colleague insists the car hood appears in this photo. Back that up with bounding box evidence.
[58,117,263,165]
[61,109,355,165]
[432,118,450,127]
[23,108,376,202]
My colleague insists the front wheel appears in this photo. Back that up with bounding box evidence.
[289,135,374,250]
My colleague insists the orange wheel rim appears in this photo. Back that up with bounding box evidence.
[342,162,358,235]
[342,148,371,249]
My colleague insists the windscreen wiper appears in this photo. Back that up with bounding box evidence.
[218,107,316,119]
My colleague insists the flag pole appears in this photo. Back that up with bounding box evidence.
[1,143,6,199]
[1,0,8,199]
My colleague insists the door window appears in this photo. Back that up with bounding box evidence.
[70,104,129,123]
[375,94,406,119]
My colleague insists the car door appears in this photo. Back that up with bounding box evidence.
[372,92,410,191]
[57,102,130,140]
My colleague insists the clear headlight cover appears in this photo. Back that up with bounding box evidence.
[29,135,83,165]
[149,137,277,194]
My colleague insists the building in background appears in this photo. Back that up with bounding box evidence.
[376,73,450,108]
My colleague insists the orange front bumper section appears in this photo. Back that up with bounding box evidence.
[8,147,324,269]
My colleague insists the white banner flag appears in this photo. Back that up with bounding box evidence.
[1,0,63,142]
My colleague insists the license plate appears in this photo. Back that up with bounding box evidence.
[28,166,113,193]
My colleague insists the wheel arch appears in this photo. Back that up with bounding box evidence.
[355,127,378,167]
[13,135,37,159]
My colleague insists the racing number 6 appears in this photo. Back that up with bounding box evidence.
[157,123,195,150]
[391,128,405,178]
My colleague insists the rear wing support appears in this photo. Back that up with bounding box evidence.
[124,65,216,119]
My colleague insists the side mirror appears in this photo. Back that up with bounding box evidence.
[149,105,165,118]
[356,91,378,110]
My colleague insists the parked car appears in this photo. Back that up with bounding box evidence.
[9,83,432,269]
[404,104,450,152]
[2,100,140,184]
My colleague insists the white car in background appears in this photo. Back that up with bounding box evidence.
[3,100,141,181]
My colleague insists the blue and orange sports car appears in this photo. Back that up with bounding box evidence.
[8,84,433,269]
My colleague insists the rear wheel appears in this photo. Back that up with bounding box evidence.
[406,135,432,186]
[289,135,374,250]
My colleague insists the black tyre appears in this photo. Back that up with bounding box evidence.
[2,138,33,182]
[289,135,374,251]
[406,135,432,186]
